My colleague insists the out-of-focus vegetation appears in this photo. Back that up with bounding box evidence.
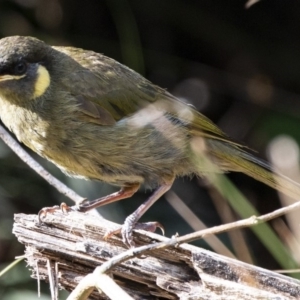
[1,0,300,298]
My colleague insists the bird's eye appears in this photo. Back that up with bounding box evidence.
[13,61,27,75]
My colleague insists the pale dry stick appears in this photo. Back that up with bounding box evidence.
[0,124,84,204]
[165,190,235,258]
[69,273,134,300]
[36,261,40,298]
[47,260,56,300]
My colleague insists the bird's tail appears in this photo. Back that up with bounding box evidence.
[206,139,300,200]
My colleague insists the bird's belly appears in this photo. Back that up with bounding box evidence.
[40,122,192,187]
[48,141,191,187]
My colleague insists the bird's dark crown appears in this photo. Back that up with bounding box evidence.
[0,36,52,75]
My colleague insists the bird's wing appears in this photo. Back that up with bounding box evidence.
[54,46,239,146]
[54,46,160,123]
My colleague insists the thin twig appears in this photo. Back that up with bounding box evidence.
[175,199,300,244]
[0,123,84,204]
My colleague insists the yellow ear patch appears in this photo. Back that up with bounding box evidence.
[33,65,50,98]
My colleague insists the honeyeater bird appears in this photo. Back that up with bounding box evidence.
[0,36,299,246]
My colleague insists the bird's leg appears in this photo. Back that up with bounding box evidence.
[105,181,173,247]
[74,183,140,212]
[38,183,140,221]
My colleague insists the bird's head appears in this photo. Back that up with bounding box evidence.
[0,36,53,105]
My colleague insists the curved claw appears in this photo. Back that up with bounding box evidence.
[38,205,60,223]
[104,220,165,248]
[103,227,122,240]
[60,202,72,213]
[134,222,165,236]
[38,202,72,223]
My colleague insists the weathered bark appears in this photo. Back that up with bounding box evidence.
[13,212,300,299]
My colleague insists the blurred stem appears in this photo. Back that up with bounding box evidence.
[208,187,254,264]
[106,0,145,74]
[0,257,24,277]
[212,174,299,274]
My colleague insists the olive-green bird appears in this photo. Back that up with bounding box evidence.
[0,36,299,246]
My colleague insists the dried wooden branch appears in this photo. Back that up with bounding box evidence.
[13,212,300,300]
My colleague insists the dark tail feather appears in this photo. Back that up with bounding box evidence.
[208,140,300,200]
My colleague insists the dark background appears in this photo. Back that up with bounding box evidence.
[1,0,300,299]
